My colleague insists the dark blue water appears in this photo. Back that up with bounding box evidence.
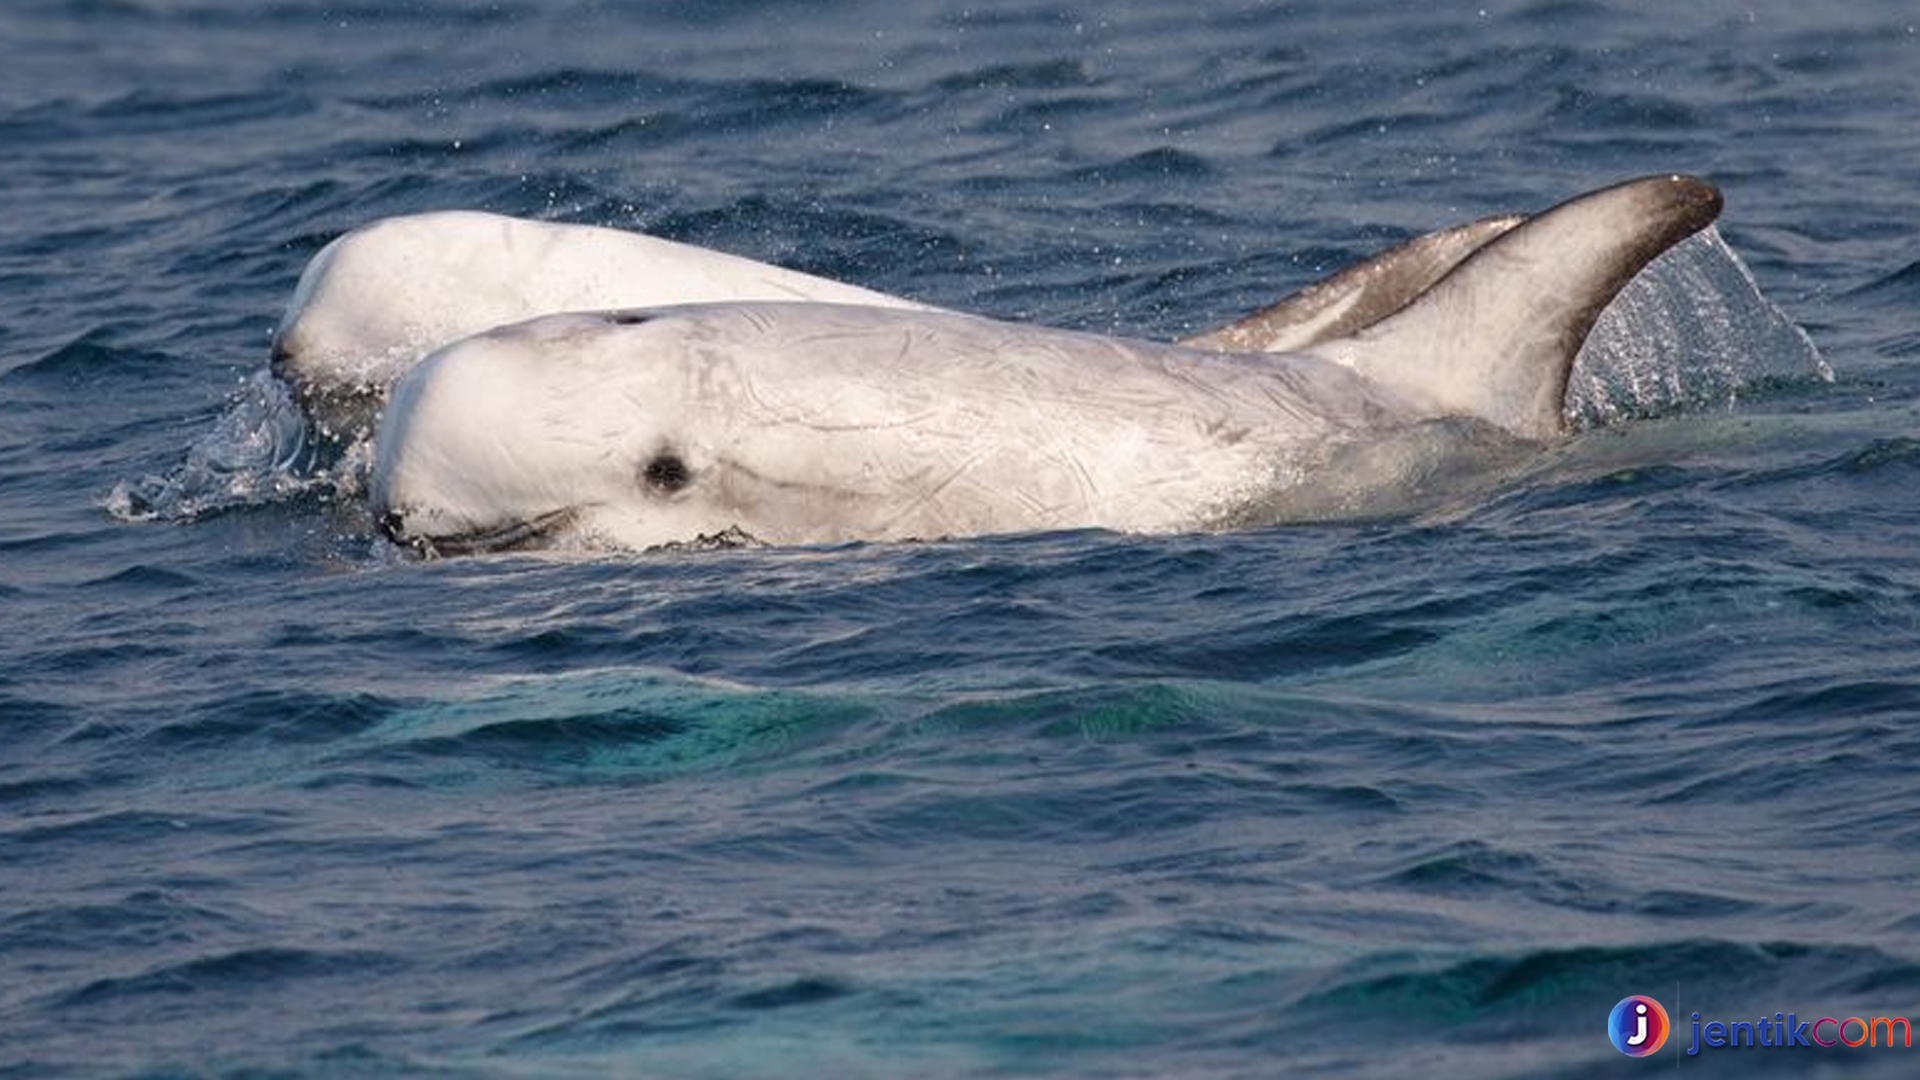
[4,1,1919,1076]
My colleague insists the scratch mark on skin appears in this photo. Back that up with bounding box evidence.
[1064,447,1099,510]
[741,307,778,335]
[563,366,656,404]
[1156,352,1246,408]
[545,433,607,450]
[735,365,943,433]
[718,455,884,501]
[794,412,944,433]
[756,275,837,303]
[878,445,990,538]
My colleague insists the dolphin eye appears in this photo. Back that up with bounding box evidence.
[643,452,691,493]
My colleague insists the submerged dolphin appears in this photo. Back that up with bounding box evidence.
[271,206,1520,444]
[370,175,1722,554]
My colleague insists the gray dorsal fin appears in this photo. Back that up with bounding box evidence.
[1179,215,1524,353]
[1315,174,1724,439]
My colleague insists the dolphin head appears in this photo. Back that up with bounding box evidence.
[371,311,749,555]
[370,306,930,554]
[271,213,525,447]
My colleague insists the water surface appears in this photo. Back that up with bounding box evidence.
[2,1,1918,1077]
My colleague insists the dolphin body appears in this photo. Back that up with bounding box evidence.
[369,175,1722,554]
[271,205,1520,445]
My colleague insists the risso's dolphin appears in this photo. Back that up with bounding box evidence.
[370,175,1722,554]
[271,203,1523,444]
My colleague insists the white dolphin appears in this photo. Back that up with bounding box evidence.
[369,175,1722,554]
[271,207,1520,444]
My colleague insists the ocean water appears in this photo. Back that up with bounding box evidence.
[3,0,1919,1076]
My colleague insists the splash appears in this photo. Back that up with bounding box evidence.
[105,369,345,522]
[1235,228,1831,527]
[1568,227,1830,429]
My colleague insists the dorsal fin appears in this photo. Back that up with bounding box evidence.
[1179,215,1524,353]
[1314,174,1723,439]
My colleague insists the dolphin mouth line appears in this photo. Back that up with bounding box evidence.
[378,506,580,557]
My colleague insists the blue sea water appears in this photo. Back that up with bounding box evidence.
[3,0,1919,1076]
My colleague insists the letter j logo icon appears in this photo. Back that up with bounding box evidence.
[1608,995,1670,1056]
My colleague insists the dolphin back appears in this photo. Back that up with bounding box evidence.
[1312,174,1723,439]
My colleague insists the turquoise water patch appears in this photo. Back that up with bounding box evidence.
[350,669,882,784]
